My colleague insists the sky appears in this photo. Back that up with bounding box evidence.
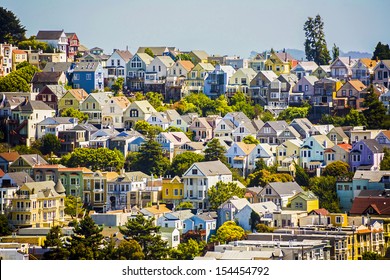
[2,0,390,57]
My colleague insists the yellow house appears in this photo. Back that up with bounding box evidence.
[188,50,209,64]
[57,89,89,114]
[329,213,348,227]
[7,180,66,228]
[265,52,296,75]
[227,68,257,94]
[276,139,302,175]
[184,62,214,94]
[288,191,319,213]
[162,176,184,203]
[12,49,28,71]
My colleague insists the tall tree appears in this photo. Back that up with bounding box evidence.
[0,7,26,44]
[39,134,61,155]
[304,14,331,65]
[294,162,310,187]
[146,92,167,111]
[0,64,39,92]
[207,181,245,210]
[0,214,12,236]
[277,106,310,123]
[380,148,390,171]
[64,195,83,219]
[119,214,170,260]
[204,138,227,164]
[363,85,386,129]
[309,176,340,212]
[42,226,69,260]
[332,43,340,62]
[372,42,390,60]
[169,152,204,177]
[111,77,124,95]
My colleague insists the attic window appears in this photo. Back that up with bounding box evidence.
[192,169,198,175]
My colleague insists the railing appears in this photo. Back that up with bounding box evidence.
[10,220,31,225]
[9,208,31,212]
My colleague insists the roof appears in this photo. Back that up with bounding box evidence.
[114,50,133,62]
[12,49,27,55]
[31,72,64,83]
[132,100,157,113]
[13,100,54,112]
[267,182,304,196]
[66,89,89,101]
[190,50,209,61]
[87,92,111,105]
[36,30,65,40]
[248,201,278,214]
[42,62,73,73]
[160,132,191,145]
[194,212,216,222]
[38,117,76,125]
[111,96,130,109]
[141,204,172,215]
[164,109,181,122]
[42,85,67,98]
[337,143,352,152]
[236,142,257,155]
[191,117,212,129]
[54,179,66,194]
[164,210,194,220]
[309,208,330,216]
[17,154,48,166]
[0,169,4,178]
[136,47,169,56]
[191,160,232,176]
[265,120,289,132]
[332,57,358,68]
[290,191,318,201]
[329,127,349,140]
[275,52,296,62]
[0,151,20,162]
[24,181,64,199]
[220,196,250,210]
[359,58,378,69]
[352,170,390,182]
[346,80,367,91]
[73,62,101,72]
[355,139,385,153]
[2,171,34,186]
[293,61,318,72]
[177,60,195,72]
[350,196,390,215]
[303,75,319,85]
[197,62,215,71]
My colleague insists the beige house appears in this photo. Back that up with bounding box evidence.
[323,143,351,166]
[12,49,28,71]
[79,92,111,126]
[184,63,215,93]
[350,127,382,144]
[228,68,257,95]
[101,96,130,129]
[276,139,302,175]
[327,127,349,144]
[188,117,213,141]
[57,89,88,114]
[123,100,157,129]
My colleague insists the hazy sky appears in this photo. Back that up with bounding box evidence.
[2,0,389,57]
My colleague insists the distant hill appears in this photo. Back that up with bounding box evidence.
[340,50,372,59]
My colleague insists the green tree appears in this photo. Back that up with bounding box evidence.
[39,134,61,155]
[184,93,214,116]
[372,42,390,60]
[242,135,260,145]
[146,92,167,111]
[362,251,383,260]
[255,223,275,233]
[111,77,124,95]
[110,239,145,260]
[207,181,245,210]
[144,48,154,58]
[0,214,12,236]
[304,14,331,65]
[214,95,232,116]
[172,99,199,115]
[0,64,39,92]
[260,110,275,122]
[134,120,152,135]
[248,169,294,188]
[0,7,26,44]
[42,226,69,260]
[119,214,170,260]
[176,201,194,210]
[230,92,255,119]
[169,152,204,177]
[66,215,104,260]
[15,61,30,70]
[18,38,49,52]
[380,148,390,170]
[332,43,340,62]
[322,161,351,178]
[249,210,261,232]
[176,53,192,61]
[64,195,83,219]
[204,138,227,164]
[13,145,41,155]
[344,109,367,127]
[211,221,246,243]
[60,107,89,122]
[170,239,205,260]
[277,106,310,123]
[294,162,310,187]
[363,85,387,129]
[309,176,340,212]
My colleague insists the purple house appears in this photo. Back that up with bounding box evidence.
[349,139,385,172]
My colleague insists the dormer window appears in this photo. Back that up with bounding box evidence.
[192,169,198,175]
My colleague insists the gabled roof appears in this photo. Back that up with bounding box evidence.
[131,100,157,113]
[308,134,335,149]
[159,132,191,145]
[247,201,278,214]
[265,120,289,133]
[259,70,278,82]
[190,160,232,176]
[87,92,111,105]
[267,182,304,196]
[292,61,318,72]
[111,96,130,109]
[136,47,169,56]
[350,196,390,215]
[2,171,34,186]
[42,85,68,98]
[190,50,209,61]
[328,127,349,141]
[153,56,175,67]
[177,60,195,72]
[141,204,172,215]
[337,143,352,152]
[164,109,181,122]
[0,151,20,162]
[342,80,367,91]
[32,72,64,83]
[275,52,296,62]
[36,30,65,40]
[331,57,358,68]
[43,62,74,73]
[303,75,319,85]
[24,181,64,199]
[252,119,265,131]
[38,117,76,125]
[73,62,101,72]
[17,154,48,166]
[375,60,390,69]
[194,212,217,222]
[220,196,250,210]
[12,49,27,55]
[191,117,212,129]
[114,50,133,62]
[353,139,385,153]
[224,112,251,124]
[358,58,378,69]
[235,142,257,155]
[66,89,89,101]
[309,208,330,216]
[352,170,390,182]
[0,169,4,178]
[13,100,54,111]
[135,53,154,64]
[196,62,215,71]
[290,191,318,201]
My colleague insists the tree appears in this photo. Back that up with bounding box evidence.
[119,214,170,260]
[332,43,340,62]
[211,221,246,243]
[294,162,310,187]
[363,85,387,129]
[242,135,260,145]
[0,7,26,44]
[18,38,49,52]
[66,215,105,260]
[260,110,275,122]
[255,223,275,233]
[111,77,124,95]
[229,92,255,119]
[344,109,367,127]
[304,14,331,65]
[372,42,390,60]
[169,152,204,177]
[64,195,83,219]
[15,60,30,70]
[277,106,310,123]
[39,134,61,156]
[214,95,232,116]
[108,239,144,260]
[61,107,89,122]
[249,210,261,232]
[42,226,69,260]
[207,181,245,210]
[322,161,351,178]
[134,120,152,135]
[204,138,227,165]
[176,201,194,210]
[0,214,12,236]
[13,145,41,155]
[144,48,154,58]
[362,251,383,260]
[170,239,205,260]
[0,64,39,92]
[248,169,294,188]
[146,92,167,111]
[380,148,390,170]
[176,53,192,61]
[309,176,340,212]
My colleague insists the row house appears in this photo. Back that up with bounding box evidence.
[105,49,133,86]
[12,49,28,71]
[124,100,157,129]
[249,70,278,106]
[333,80,367,111]
[351,58,378,86]
[31,72,67,93]
[225,56,249,70]
[42,62,75,82]
[291,61,318,80]
[36,30,68,54]
[323,143,351,166]
[349,139,385,172]
[266,73,298,112]
[58,123,98,155]
[188,50,209,65]
[257,181,304,208]
[57,88,89,114]
[101,96,130,129]
[156,132,191,161]
[248,53,266,73]
[79,48,110,67]
[80,92,111,126]
[126,52,153,92]
[161,176,185,205]
[265,51,298,76]
[299,134,334,172]
[310,78,341,121]
[36,116,78,139]
[276,139,302,175]
[166,60,195,102]
[257,120,290,145]
[227,68,256,95]
[311,65,331,79]
[0,152,20,174]
[330,57,358,81]
[137,46,178,60]
[204,65,236,99]
[184,63,215,94]
[349,127,382,144]
[109,131,144,158]
[65,33,80,62]
[35,85,67,112]
[72,62,104,93]
[189,117,213,141]
[291,76,318,106]
[144,56,175,94]
[373,60,390,90]
[9,154,48,177]
[0,43,17,76]
[289,118,317,139]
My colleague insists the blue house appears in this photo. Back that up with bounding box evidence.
[72,62,104,93]
[204,65,235,99]
[183,212,217,242]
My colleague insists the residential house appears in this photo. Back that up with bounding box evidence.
[89,128,119,149]
[176,142,205,155]
[80,92,111,126]
[182,160,232,210]
[299,134,334,172]
[0,43,15,76]
[312,65,331,79]
[164,109,188,132]
[257,182,304,208]
[188,50,209,65]
[146,112,170,130]
[161,176,184,205]
[9,154,48,177]
[288,191,319,213]
[140,204,172,225]
[31,72,67,93]
[166,60,194,101]
[36,117,78,139]
[372,60,390,90]
[272,209,308,228]
[267,73,298,113]
[265,51,298,75]
[227,68,256,95]
[248,53,266,73]
[36,30,68,53]
[351,58,378,86]
[291,76,318,104]
[0,152,20,173]
[183,212,217,242]
[12,49,28,71]
[72,62,104,93]
[277,125,301,144]
[109,131,144,158]
[159,227,181,248]
[157,209,194,233]
[232,121,257,143]
[42,62,75,83]
[311,78,341,121]
[156,132,191,161]
[126,53,153,92]
[136,46,177,59]
[217,196,250,227]
[289,118,317,139]
[58,123,98,154]
[127,177,163,209]
[188,117,213,142]
[101,96,130,129]
[235,201,278,231]
[213,118,235,138]
[144,56,175,94]
[379,88,390,114]
[334,80,367,111]
[79,48,109,67]
[257,120,289,145]
[123,100,157,129]
[276,139,302,174]
[323,143,351,166]
[327,127,349,144]
[57,166,92,197]
[375,130,390,145]
[249,70,278,106]
[291,61,318,80]
[226,142,257,177]
[349,139,385,172]
[57,88,88,114]
[330,57,358,80]
[35,85,67,112]
[225,56,249,70]
[10,99,55,146]
[350,191,390,218]
[204,65,236,99]
[350,127,382,144]
[65,32,80,62]
[105,49,133,86]
[184,63,215,94]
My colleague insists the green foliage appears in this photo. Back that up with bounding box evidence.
[111,77,124,95]
[207,181,245,210]
[102,239,144,260]
[332,44,340,62]
[362,251,383,260]
[248,169,294,188]
[134,120,151,135]
[0,64,39,92]
[322,161,350,178]
[304,14,331,65]
[176,201,194,210]
[66,215,104,260]
[144,48,154,58]
[18,38,49,52]
[255,223,275,233]
[169,152,204,177]
[372,42,390,60]
[15,61,30,70]
[61,147,125,171]
[60,108,89,122]
[308,176,340,212]
[176,53,192,61]
[363,85,387,129]
[294,162,310,187]
[39,134,61,156]
[380,148,390,171]
[170,239,205,260]
[211,221,246,243]
[13,145,41,155]
[0,214,12,236]
[64,195,83,219]
[42,226,69,260]
[229,92,255,119]
[277,106,310,123]
[260,110,275,122]
[204,138,227,165]
[0,7,26,44]
[146,92,167,111]
[249,211,261,232]
[119,214,170,260]
[242,135,260,145]
[320,109,367,127]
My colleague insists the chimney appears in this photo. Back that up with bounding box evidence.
[349,56,351,66]
[25,176,27,183]
[51,67,54,72]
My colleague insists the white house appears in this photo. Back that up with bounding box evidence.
[101,96,130,129]
[235,201,278,231]
[36,117,78,139]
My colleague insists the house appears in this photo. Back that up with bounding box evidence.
[257,181,304,208]
[184,63,215,94]
[42,62,75,81]
[105,49,133,85]
[323,143,351,166]
[161,176,184,205]
[156,132,191,161]
[276,139,302,174]
[225,56,249,70]
[164,109,188,132]
[232,121,257,143]
[144,56,175,94]
[188,117,213,142]
[330,57,358,80]
[57,88,88,114]
[166,60,195,101]
[89,128,120,149]
[157,209,194,233]
[79,92,111,126]
[372,60,390,90]
[291,61,318,80]
[182,160,232,210]
[176,142,205,155]
[58,123,98,154]
[375,130,390,145]
[36,117,78,139]
[213,119,235,138]
[350,191,390,217]
[109,131,144,158]
[72,62,104,93]
[379,88,390,114]
[188,50,209,65]
[31,72,67,92]
[334,80,367,111]
[227,68,257,95]
[10,99,55,146]
[0,152,20,173]
[217,196,250,227]
[35,85,67,112]
[288,191,319,213]
[349,139,385,172]
[265,51,298,75]
[311,78,341,121]
[204,65,236,99]
[249,70,278,106]
[12,49,28,71]
[140,204,172,225]
[183,212,217,242]
[123,100,157,129]
[291,76,318,103]
[272,209,308,228]
[146,112,170,130]
[267,74,298,113]
[349,127,382,144]
[299,134,334,172]
[127,177,163,209]
[0,43,15,76]
[311,65,331,79]
[136,46,176,59]
[235,201,278,231]
[65,32,80,62]
[248,53,266,73]
[57,166,92,197]
[289,118,317,139]
[7,180,66,228]
[36,30,68,53]
[226,142,257,177]
[159,227,181,248]
[101,96,130,129]
[9,154,48,177]
[126,53,153,92]
[327,127,349,144]
[351,58,378,86]
[79,48,110,67]
[256,120,289,145]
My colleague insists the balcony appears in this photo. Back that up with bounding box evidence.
[10,220,31,225]
[9,208,31,212]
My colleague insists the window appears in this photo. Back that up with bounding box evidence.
[177,119,181,125]
[266,188,272,195]
[264,127,271,134]
[86,74,92,80]
[117,59,120,66]
[174,189,178,196]
[173,236,178,241]
[304,85,308,91]
[73,74,79,80]
[336,216,343,224]
[239,127,244,133]
[192,169,198,175]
